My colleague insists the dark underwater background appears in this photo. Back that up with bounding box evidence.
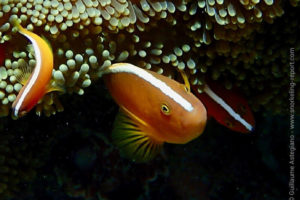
[1,79,299,200]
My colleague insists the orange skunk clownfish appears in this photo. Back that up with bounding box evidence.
[11,19,59,117]
[100,63,207,162]
[192,82,255,133]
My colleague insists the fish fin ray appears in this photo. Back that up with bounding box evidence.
[120,106,148,127]
[178,70,190,92]
[15,63,32,85]
[112,112,163,163]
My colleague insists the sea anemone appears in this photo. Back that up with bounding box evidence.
[0,0,298,117]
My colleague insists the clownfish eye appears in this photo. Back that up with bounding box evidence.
[225,119,233,128]
[161,103,171,115]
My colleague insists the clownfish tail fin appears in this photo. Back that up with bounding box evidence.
[112,111,163,163]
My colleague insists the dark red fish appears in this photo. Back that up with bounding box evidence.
[0,43,6,65]
[192,81,255,133]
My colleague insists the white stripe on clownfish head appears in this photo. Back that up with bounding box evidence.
[103,63,194,112]
[203,85,253,132]
[13,31,42,117]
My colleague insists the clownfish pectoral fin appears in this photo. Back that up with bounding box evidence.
[178,70,190,92]
[15,64,33,86]
[15,66,64,94]
[112,112,163,163]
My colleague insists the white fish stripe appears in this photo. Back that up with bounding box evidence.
[203,85,253,131]
[14,31,42,116]
[104,63,194,112]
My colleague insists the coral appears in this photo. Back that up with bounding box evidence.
[181,0,284,47]
[0,0,299,117]
[193,3,300,114]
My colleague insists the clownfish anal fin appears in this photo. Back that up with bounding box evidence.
[112,111,163,163]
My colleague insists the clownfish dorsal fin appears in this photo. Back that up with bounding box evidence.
[112,111,163,163]
[10,17,22,31]
[41,35,53,51]
[178,70,191,92]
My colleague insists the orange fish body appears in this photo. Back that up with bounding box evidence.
[192,81,255,133]
[11,20,54,117]
[102,63,207,161]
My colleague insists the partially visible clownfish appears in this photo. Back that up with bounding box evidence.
[11,18,63,117]
[99,63,207,162]
[192,81,255,133]
[0,42,6,65]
